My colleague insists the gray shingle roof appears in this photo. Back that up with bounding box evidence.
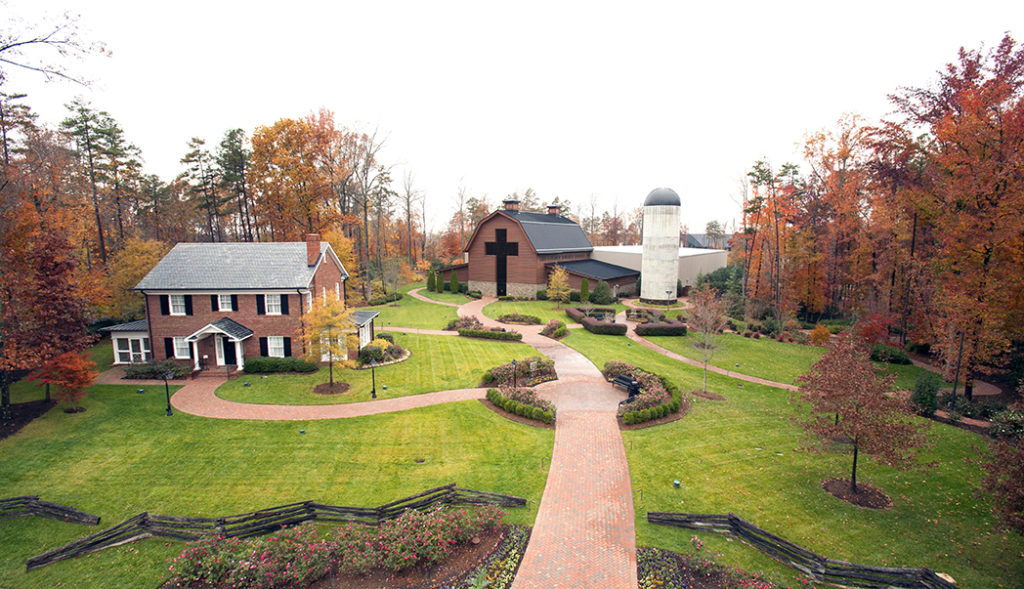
[351,311,379,327]
[503,211,593,254]
[135,242,344,290]
[548,260,639,281]
[99,319,149,332]
[210,318,254,340]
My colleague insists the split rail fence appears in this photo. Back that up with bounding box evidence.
[0,496,100,526]
[26,484,524,571]
[648,512,956,589]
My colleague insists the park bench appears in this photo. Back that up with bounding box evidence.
[611,375,640,403]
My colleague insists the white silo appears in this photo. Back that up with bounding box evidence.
[640,187,681,305]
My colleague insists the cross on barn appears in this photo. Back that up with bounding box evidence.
[440,199,640,298]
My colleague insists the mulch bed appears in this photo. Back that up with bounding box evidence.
[618,399,691,431]
[0,400,56,442]
[822,478,893,509]
[691,389,726,401]
[313,382,351,395]
[638,547,775,589]
[479,400,555,430]
[310,526,507,589]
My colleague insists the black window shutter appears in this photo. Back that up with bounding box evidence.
[188,343,194,359]
[210,294,218,311]
[160,295,170,316]
[164,338,173,359]
[281,295,289,315]
[231,294,238,311]
[283,337,292,357]
[257,295,265,315]
[259,337,268,356]
[184,295,193,316]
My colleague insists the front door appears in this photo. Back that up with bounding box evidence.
[223,338,237,366]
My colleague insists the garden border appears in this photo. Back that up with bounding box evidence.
[647,511,956,588]
[26,484,525,571]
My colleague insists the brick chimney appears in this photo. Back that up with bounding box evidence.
[547,204,561,215]
[503,199,520,211]
[306,233,320,266]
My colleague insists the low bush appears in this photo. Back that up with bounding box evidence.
[486,387,556,423]
[590,280,615,304]
[912,371,943,416]
[871,343,911,365]
[458,328,523,341]
[634,322,686,336]
[358,345,384,364]
[540,319,567,339]
[367,292,403,306]
[810,323,831,346]
[497,295,515,301]
[467,290,483,299]
[487,356,556,386]
[377,332,395,344]
[498,313,542,325]
[244,357,318,374]
[605,361,685,423]
[446,316,483,331]
[123,359,191,379]
[581,316,627,335]
[536,289,548,300]
[569,290,581,302]
[989,403,1024,439]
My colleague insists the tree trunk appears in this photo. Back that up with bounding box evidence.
[1,372,11,423]
[850,438,859,493]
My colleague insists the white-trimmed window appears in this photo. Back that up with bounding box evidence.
[268,336,285,358]
[218,294,233,311]
[173,337,191,359]
[335,282,340,300]
[306,292,313,312]
[170,294,186,316]
[321,286,327,302]
[265,294,282,315]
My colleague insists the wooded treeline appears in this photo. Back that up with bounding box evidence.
[731,34,1024,398]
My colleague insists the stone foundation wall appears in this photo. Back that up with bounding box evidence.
[469,280,543,298]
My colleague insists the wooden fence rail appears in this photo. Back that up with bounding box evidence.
[27,483,525,571]
[0,496,100,526]
[648,512,956,589]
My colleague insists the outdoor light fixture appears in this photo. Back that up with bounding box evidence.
[511,359,517,389]
[243,382,250,387]
[137,388,145,394]
[300,429,305,434]
[673,480,680,489]
[370,359,377,398]
[161,370,174,417]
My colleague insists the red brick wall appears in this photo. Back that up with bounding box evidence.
[146,293,304,363]
[467,216,541,285]
[310,250,346,306]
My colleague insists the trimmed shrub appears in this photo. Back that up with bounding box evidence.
[634,322,686,336]
[449,272,459,294]
[536,289,548,300]
[552,326,567,339]
[871,343,911,365]
[357,345,385,364]
[540,319,567,339]
[990,405,1024,439]
[590,280,615,304]
[244,357,318,374]
[581,316,627,335]
[458,329,523,341]
[565,307,585,322]
[498,295,514,301]
[467,290,483,299]
[377,332,395,344]
[426,270,436,292]
[912,371,943,416]
[498,313,542,325]
[810,323,831,346]
[580,278,590,303]
[367,292,403,306]
[569,290,581,302]
[124,359,191,379]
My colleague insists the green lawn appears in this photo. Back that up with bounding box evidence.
[650,332,936,389]
[482,300,629,324]
[8,339,115,403]
[0,385,553,589]
[416,288,472,305]
[561,329,1023,588]
[216,333,539,405]
[362,291,460,330]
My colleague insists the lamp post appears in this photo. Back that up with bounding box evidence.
[666,289,673,311]
[511,359,517,389]
[370,359,377,399]
[162,370,174,417]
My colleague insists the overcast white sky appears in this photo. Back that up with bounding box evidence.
[4,0,1020,233]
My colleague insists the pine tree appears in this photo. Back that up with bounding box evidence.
[580,278,590,303]
[426,269,436,292]
[449,270,459,294]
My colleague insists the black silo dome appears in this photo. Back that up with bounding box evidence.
[644,187,680,206]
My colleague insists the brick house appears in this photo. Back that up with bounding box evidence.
[439,199,639,298]
[102,234,377,371]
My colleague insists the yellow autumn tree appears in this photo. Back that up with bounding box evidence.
[303,295,357,388]
[104,238,172,319]
[547,266,570,305]
[323,228,364,306]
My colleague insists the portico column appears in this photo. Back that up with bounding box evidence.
[235,340,244,371]
[191,341,200,371]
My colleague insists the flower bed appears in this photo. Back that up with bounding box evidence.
[440,525,530,589]
[483,357,556,387]
[166,505,505,589]
[448,317,523,341]
[539,319,567,340]
[638,545,800,589]
[566,307,625,335]
[357,338,407,365]
[602,361,684,425]
[486,386,555,424]
[497,313,542,325]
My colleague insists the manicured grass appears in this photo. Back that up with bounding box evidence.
[362,291,460,330]
[561,329,1024,588]
[8,339,116,404]
[482,300,629,324]
[216,334,539,405]
[0,385,552,589]
[650,332,937,389]
[417,288,472,305]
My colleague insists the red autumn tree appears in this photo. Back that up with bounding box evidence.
[28,351,97,412]
[796,331,926,494]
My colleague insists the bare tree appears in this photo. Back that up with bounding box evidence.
[401,171,420,262]
[454,182,468,251]
[0,11,106,85]
[689,284,727,393]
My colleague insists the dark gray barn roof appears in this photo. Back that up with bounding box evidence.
[503,211,593,254]
[136,242,347,290]
[549,259,639,281]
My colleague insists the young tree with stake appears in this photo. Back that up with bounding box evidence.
[689,285,727,393]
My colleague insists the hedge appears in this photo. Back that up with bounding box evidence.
[123,359,191,379]
[498,313,542,325]
[367,292,404,306]
[634,322,687,336]
[244,357,319,374]
[467,290,483,299]
[486,388,555,424]
[870,343,911,365]
[458,329,523,341]
[580,316,626,335]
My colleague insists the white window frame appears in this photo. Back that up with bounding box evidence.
[265,294,282,315]
[169,294,186,316]
[173,337,191,359]
[218,294,233,312]
[267,336,285,358]
[321,286,327,302]
[335,282,340,300]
